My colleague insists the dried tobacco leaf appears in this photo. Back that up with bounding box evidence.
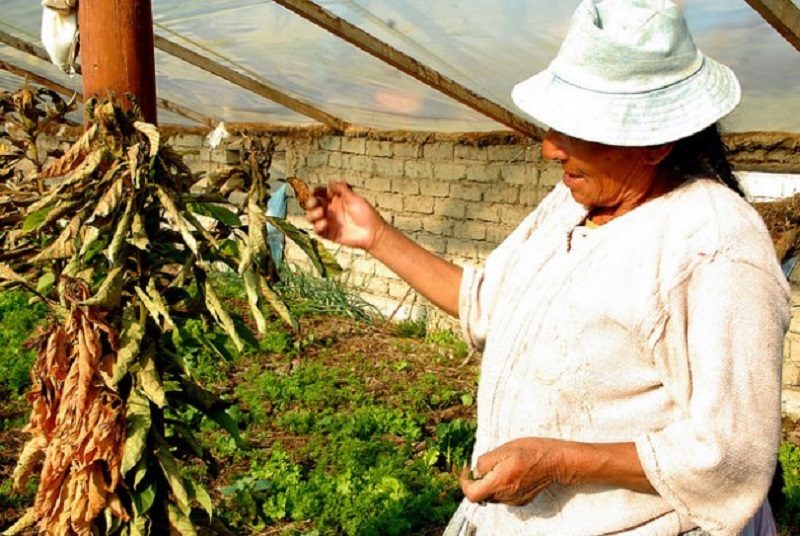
[19,278,128,535]
[286,176,310,209]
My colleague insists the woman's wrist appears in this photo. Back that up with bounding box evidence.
[557,441,656,494]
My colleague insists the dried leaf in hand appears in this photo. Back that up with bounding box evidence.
[286,177,310,209]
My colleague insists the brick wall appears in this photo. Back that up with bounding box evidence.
[168,127,800,427]
[171,129,559,328]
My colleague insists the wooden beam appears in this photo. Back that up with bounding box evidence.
[155,98,217,127]
[153,34,348,132]
[0,31,215,127]
[744,0,800,52]
[0,60,81,100]
[270,0,545,139]
[0,29,51,62]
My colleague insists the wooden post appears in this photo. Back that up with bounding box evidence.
[78,0,157,123]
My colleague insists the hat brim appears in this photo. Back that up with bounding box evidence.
[511,57,741,146]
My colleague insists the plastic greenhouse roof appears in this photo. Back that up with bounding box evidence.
[1,0,800,134]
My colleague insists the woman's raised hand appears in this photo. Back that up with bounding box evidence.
[305,181,387,252]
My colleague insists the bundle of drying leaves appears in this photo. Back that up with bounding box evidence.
[0,88,340,535]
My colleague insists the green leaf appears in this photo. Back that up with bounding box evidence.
[166,421,208,460]
[121,388,151,476]
[131,479,156,517]
[167,504,197,536]
[187,202,241,226]
[106,198,134,267]
[201,333,236,363]
[132,455,149,490]
[260,279,299,332]
[233,317,259,349]
[266,216,342,277]
[112,305,145,385]
[184,478,213,520]
[136,344,167,408]
[81,265,124,309]
[79,226,107,262]
[169,378,249,450]
[36,272,56,294]
[156,447,191,516]
[22,205,54,232]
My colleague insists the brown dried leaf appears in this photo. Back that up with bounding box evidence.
[155,185,198,256]
[32,213,81,262]
[92,173,126,220]
[1,507,37,535]
[133,121,160,158]
[40,124,97,179]
[12,436,47,493]
[287,176,310,209]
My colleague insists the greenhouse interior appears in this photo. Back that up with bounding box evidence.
[2,1,800,535]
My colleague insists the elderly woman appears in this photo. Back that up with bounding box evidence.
[305,0,789,534]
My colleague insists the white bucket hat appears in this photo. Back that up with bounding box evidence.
[511,0,741,146]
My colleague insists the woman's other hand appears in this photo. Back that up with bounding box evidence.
[460,438,568,506]
[305,181,386,252]
[460,438,654,506]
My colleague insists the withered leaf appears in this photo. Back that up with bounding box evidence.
[1,507,37,535]
[92,174,126,220]
[156,185,199,256]
[203,281,244,352]
[81,265,124,310]
[133,121,160,158]
[134,278,175,331]
[156,447,191,516]
[167,504,197,536]
[135,345,166,408]
[39,123,97,179]
[12,436,47,493]
[286,176,310,209]
[242,268,267,334]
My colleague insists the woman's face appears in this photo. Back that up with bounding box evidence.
[542,129,671,220]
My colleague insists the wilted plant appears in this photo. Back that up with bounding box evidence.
[0,89,339,535]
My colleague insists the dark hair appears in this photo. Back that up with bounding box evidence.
[658,123,745,198]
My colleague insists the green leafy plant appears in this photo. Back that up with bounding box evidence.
[275,263,382,323]
[0,289,48,399]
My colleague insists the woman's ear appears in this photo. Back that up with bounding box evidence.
[645,143,675,165]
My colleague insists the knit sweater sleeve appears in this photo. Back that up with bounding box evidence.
[635,254,789,535]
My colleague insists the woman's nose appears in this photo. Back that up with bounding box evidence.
[542,130,568,162]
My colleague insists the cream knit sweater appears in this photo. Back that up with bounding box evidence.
[458,179,790,535]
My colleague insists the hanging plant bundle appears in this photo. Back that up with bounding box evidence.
[1,89,340,535]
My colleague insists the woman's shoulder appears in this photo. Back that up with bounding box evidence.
[658,177,781,273]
